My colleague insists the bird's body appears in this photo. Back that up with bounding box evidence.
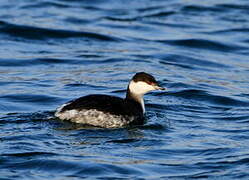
[55,72,165,128]
[55,94,144,128]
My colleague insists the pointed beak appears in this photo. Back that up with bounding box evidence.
[155,86,166,90]
[153,83,166,91]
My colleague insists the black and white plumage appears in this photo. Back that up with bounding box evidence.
[55,72,165,128]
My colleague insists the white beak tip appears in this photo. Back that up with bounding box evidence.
[155,86,166,90]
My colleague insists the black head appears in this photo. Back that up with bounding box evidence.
[132,72,157,85]
[131,72,165,91]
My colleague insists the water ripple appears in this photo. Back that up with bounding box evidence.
[0,20,121,41]
[1,0,249,179]
[170,89,249,107]
[160,39,244,52]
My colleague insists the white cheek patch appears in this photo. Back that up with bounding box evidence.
[129,80,155,95]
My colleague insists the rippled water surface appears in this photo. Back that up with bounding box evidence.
[1,0,249,179]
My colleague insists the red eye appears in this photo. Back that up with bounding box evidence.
[148,82,155,86]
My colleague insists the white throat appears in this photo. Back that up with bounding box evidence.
[127,92,145,114]
[140,98,145,114]
[129,80,155,95]
[128,80,155,114]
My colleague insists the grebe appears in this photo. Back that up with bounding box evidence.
[55,72,165,128]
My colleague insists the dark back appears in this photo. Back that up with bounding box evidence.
[60,94,143,117]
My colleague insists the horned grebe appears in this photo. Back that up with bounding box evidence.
[55,72,165,128]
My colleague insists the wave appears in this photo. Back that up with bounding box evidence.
[169,89,249,107]
[0,20,122,41]
[158,38,245,52]
[157,53,230,71]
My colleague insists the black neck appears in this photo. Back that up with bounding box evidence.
[125,87,142,104]
[125,86,145,114]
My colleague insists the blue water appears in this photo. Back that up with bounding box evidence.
[1,0,249,179]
